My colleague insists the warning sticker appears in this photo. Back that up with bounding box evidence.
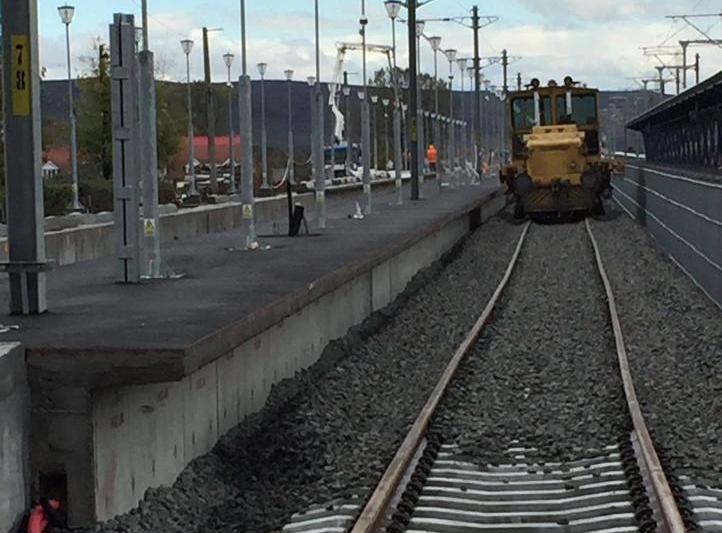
[315,191,325,203]
[242,204,253,219]
[143,218,156,237]
[11,35,31,116]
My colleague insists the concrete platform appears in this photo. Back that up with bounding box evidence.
[0,181,503,527]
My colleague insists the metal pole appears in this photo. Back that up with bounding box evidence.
[433,50,442,187]
[260,73,269,189]
[695,53,700,84]
[389,14,403,204]
[2,0,48,314]
[141,0,149,51]
[239,0,256,248]
[227,62,236,193]
[111,14,141,283]
[384,105,389,169]
[681,42,688,89]
[64,20,81,210]
[448,61,455,186]
[502,49,509,94]
[472,6,481,178]
[517,72,522,91]
[408,0,419,200]
[203,27,218,194]
[315,0,326,228]
[416,28,424,195]
[360,0,372,213]
[139,48,162,278]
[344,72,352,175]
[287,75,294,235]
[185,52,197,197]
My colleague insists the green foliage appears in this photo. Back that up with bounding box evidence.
[44,180,73,216]
[79,177,113,213]
[156,81,184,173]
[158,179,178,205]
[76,39,112,179]
[43,118,70,150]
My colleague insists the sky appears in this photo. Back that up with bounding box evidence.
[36,0,722,90]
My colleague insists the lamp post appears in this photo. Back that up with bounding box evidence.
[445,48,457,183]
[370,94,379,171]
[382,97,390,169]
[238,0,257,248]
[456,57,467,167]
[285,68,295,234]
[415,20,425,194]
[343,83,352,175]
[180,39,198,198]
[360,0,373,213]
[384,0,403,204]
[223,52,236,194]
[314,0,326,228]
[58,5,81,211]
[257,62,269,190]
[428,35,442,184]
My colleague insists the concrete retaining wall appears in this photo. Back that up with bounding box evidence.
[614,163,722,307]
[0,343,29,533]
[38,192,503,525]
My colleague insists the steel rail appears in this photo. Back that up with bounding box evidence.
[350,221,531,533]
[585,218,686,533]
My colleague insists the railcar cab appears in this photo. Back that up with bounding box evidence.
[508,76,602,164]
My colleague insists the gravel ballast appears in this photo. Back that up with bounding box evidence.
[89,216,524,533]
[591,214,722,489]
[432,221,630,465]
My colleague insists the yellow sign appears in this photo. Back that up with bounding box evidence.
[11,35,31,117]
[242,204,253,219]
[143,218,156,237]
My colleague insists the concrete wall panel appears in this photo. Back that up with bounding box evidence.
[0,343,29,533]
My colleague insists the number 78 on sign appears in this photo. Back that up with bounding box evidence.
[11,34,31,117]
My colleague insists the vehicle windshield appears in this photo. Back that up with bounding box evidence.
[511,96,552,129]
[556,94,598,125]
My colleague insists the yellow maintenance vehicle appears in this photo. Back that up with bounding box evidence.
[500,77,614,218]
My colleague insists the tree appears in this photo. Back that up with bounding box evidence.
[155,80,184,175]
[370,66,451,115]
[76,38,112,179]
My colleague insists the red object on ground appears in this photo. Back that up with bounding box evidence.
[27,499,60,533]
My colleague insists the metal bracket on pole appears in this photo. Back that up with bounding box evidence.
[110,14,141,283]
[1,0,51,314]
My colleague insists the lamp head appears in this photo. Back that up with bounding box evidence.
[415,21,425,36]
[58,5,75,25]
[382,97,390,106]
[307,76,316,86]
[284,69,294,81]
[429,36,442,52]
[180,39,194,56]
[457,58,467,71]
[370,94,378,104]
[223,53,234,68]
[444,49,457,63]
[342,85,351,96]
[384,0,402,20]
[257,62,268,77]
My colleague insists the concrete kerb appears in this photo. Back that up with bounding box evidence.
[29,188,503,526]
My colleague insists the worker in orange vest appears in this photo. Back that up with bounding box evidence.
[426,144,438,173]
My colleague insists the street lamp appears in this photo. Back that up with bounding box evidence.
[445,49,457,177]
[370,94,379,170]
[58,5,81,211]
[238,0,257,249]
[284,68,295,234]
[456,58,467,165]
[257,62,269,190]
[384,0,404,204]
[415,20,425,194]
[223,52,236,194]
[384,0,402,105]
[382,97,390,168]
[343,84,352,174]
[180,39,198,197]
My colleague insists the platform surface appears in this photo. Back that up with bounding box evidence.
[0,180,499,386]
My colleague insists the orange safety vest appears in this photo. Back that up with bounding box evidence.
[426,145,438,164]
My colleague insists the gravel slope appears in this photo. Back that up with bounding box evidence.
[432,222,630,465]
[90,217,524,533]
[591,215,722,489]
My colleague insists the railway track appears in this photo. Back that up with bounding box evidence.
[342,219,687,533]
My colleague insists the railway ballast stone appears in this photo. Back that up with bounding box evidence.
[591,215,722,490]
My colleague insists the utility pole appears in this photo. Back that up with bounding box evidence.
[238,0,257,249]
[408,0,420,200]
[695,53,700,84]
[203,27,218,194]
[517,72,522,91]
[656,66,666,96]
[501,49,509,94]
[1,0,49,313]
